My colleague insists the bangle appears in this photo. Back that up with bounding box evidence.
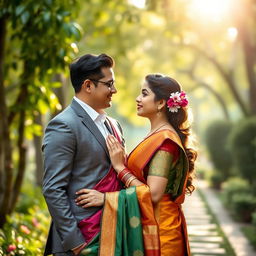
[122,173,133,184]
[117,167,128,180]
[117,168,130,180]
[125,176,137,187]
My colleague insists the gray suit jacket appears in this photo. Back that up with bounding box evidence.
[42,99,123,255]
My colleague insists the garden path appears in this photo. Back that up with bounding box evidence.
[183,180,256,256]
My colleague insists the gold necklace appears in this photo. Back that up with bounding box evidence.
[145,123,169,138]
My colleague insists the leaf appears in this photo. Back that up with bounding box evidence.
[15,5,26,16]
[69,23,82,40]
[43,11,51,22]
[20,11,30,24]
[57,14,63,22]
[51,81,62,88]
[70,25,80,40]
[61,11,71,17]
[45,0,53,6]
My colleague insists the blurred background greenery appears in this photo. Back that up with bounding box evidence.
[0,0,256,254]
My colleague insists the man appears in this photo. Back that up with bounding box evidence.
[42,53,123,255]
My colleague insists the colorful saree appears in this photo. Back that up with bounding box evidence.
[80,130,190,256]
[127,129,190,256]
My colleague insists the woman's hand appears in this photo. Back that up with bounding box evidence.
[106,135,126,173]
[75,189,104,208]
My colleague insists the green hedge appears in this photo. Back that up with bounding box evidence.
[231,193,256,222]
[221,177,251,204]
[205,120,233,187]
[221,177,256,223]
[229,117,256,186]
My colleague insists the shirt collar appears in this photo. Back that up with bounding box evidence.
[74,96,106,122]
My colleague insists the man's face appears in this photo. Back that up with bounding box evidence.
[90,67,117,111]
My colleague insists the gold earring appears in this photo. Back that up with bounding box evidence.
[157,107,161,116]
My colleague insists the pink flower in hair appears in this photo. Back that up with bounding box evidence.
[167,91,188,112]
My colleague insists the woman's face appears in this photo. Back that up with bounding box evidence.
[136,81,159,118]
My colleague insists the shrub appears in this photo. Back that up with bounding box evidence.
[252,211,256,226]
[231,193,256,222]
[228,117,256,186]
[205,120,233,182]
[0,206,50,256]
[209,171,224,190]
[221,177,251,205]
[15,185,47,214]
[242,225,256,250]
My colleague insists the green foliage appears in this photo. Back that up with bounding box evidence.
[205,120,233,183]
[15,183,47,214]
[0,206,50,256]
[208,171,225,190]
[252,211,256,226]
[241,225,256,250]
[221,177,251,205]
[231,193,256,222]
[221,177,256,222]
[2,0,82,119]
[0,0,83,229]
[2,0,81,75]
[228,117,256,185]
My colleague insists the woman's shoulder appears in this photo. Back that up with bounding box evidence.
[159,139,180,158]
[153,129,181,154]
[156,128,179,142]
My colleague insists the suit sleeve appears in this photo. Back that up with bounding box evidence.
[42,118,85,251]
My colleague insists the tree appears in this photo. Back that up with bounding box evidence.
[146,0,256,117]
[0,0,82,227]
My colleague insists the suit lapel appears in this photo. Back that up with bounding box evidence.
[70,99,109,157]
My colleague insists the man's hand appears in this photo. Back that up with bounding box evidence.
[75,189,104,208]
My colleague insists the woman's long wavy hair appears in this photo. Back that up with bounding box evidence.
[146,74,197,194]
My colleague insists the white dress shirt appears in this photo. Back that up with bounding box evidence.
[74,96,110,139]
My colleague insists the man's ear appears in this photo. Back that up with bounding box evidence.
[82,79,92,92]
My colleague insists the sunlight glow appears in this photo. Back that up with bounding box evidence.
[25,119,33,125]
[129,0,146,9]
[50,94,56,100]
[71,43,79,54]
[56,103,62,111]
[189,0,232,22]
[40,86,46,94]
[227,27,238,41]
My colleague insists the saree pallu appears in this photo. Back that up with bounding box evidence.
[100,185,160,256]
[80,185,159,256]
[127,130,190,256]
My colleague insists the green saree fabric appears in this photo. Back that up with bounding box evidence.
[80,187,144,256]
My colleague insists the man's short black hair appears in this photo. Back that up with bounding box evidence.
[70,53,114,92]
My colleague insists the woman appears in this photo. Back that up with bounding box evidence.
[76,74,196,256]
[105,74,197,256]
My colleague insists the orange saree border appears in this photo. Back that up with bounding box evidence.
[99,192,119,256]
[136,185,160,256]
